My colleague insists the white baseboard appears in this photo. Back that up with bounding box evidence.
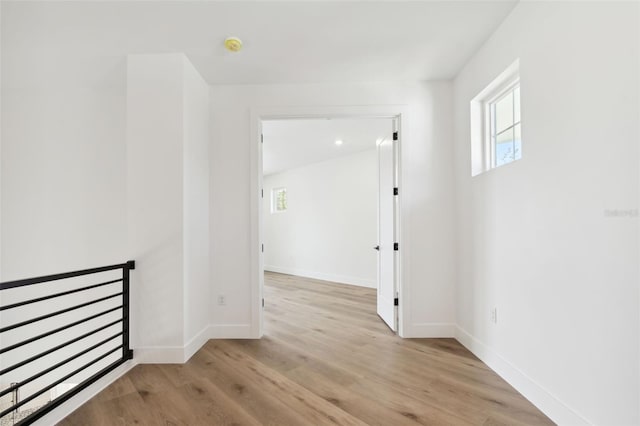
[135,324,254,363]
[454,326,591,426]
[402,322,455,338]
[183,326,211,362]
[32,360,135,426]
[265,265,376,288]
[208,324,254,339]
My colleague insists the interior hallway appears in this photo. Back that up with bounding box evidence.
[60,272,553,425]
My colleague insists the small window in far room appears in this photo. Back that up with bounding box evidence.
[271,187,287,213]
[470,59,521,176]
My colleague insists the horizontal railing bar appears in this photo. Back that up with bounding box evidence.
[17,357,128,425]
[0,262,129,291]
[0,335,123,400]
[0,278,123,311]
[0,318,123,376]
[0,344,123,418]
[0,305,122,354]
[0,292,123,333]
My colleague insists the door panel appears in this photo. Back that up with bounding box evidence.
[377,122,397,331]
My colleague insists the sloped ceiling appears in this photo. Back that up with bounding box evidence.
[263,118,392,175]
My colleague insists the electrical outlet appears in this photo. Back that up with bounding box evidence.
[490,307,498,324]
[217,295,226,306]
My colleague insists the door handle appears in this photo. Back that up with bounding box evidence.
[373,245,380,251]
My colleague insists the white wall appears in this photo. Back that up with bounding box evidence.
[127,54,184,360]
[0,4,132,409]
[1,87,127,280]
[452,2,639,425]
[210,81,456,338]
[264,149,378,288]
[0,25,129,406]
[1,21,128,398]
[127,53,210,363]
[182,59,211,355]
[1,2,129,279]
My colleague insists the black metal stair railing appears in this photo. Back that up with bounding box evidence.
[0,261,135,425]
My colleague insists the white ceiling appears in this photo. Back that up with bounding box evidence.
[2,1,517,87]
[262,118,392,176]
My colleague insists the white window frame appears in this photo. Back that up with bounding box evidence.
[484,78,520,170]
[470,59,520,176]
[271,187,287,213]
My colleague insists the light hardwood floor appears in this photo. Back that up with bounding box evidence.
[60,272,554,425]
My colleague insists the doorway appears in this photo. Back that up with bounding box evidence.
[252,110,402,337]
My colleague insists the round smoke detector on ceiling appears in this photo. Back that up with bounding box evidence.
[224,37,243,52]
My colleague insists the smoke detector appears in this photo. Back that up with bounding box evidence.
[224,37,243,52]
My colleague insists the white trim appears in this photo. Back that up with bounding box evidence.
[208,324,254,339]
[251,105,410,340]
[183,326,210,362]
[31,361,135,426]
[403,322,456,338]
[265,266,376,288]
[454,326,592,426]
[470,59,520,175]
[135,324,254,363]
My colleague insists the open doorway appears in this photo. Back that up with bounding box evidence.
[258,116,400,335]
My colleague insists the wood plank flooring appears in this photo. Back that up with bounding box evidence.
[60,272,554,425]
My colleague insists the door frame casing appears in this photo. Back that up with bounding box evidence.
[250,105,409,338]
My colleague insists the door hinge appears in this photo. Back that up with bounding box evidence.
[393,187,398,196]
[261,188,264,198]
[261,134,264,143]
[394,297,399,306]
[393,131,398,141]
[261,244,264,253]
[262,298,265,308]
[394,242,399,251]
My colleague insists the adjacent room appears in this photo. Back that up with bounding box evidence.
[261,117,398,334]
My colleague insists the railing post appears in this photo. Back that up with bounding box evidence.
[122,260,135,360]
[11,382,19,422]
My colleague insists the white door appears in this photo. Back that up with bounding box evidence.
[376,120,398,331]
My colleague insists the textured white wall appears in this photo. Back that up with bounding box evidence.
[264,149,378,288]
[452,2,639,424]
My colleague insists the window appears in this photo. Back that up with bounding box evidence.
[271,187,287,213]
[487,84,521,168]
[470,59,521,176]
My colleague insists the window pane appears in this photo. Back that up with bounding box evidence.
[514,123,522,160]
[272,188,287,212]
[495,127,514,167]
[494,91,513,134]
[514,86,521,124]
[276,189,287,211]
